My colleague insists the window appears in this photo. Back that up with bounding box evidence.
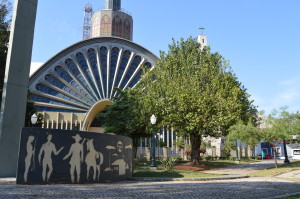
[123,19,131,40]
[100,15,111,36]
[112,16,122,37]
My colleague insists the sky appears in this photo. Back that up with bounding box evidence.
[27,0,300,115]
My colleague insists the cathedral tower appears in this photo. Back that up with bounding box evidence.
[91,0,133,40]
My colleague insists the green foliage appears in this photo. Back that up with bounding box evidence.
[98,88,150,148]
[0,0,11,103]
[159,140,167,147]
[261,107,298,144]
[24,101,44,127]
[135,36,256,163]
[262,108,299,167]
[160,157,176,171]
[173,136,184,148]
[227,120,261,147]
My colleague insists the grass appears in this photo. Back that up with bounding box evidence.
[249,160,300,177]
[132,159,258,178]
[197,159,259,168]
[133,169,224,178]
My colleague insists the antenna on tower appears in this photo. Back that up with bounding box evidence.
[83,3,93,40]
[199,27,205,35]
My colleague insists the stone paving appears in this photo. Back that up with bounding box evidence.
[1,160,300,199]
[0,177,300,199]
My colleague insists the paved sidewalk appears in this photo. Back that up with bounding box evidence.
[0,177,300,199]
[204,160,283,175]
[277,169,300,179]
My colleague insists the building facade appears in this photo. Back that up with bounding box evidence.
[91,0,133,40]
[29,0,158,132]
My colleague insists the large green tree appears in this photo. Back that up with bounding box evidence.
[227,120,261,156]
[136,37,256,164]
[261,107,299,167]
[98,88,150,154]
[0,0,11,103]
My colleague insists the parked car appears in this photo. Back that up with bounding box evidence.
[263,155,273,159]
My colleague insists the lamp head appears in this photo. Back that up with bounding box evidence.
[31,113,38,125]
[150,114,156,125]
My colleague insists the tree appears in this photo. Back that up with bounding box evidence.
[136,37,257,164]
[261,107,297,167]
[98,88,150,155]
[227,120,261,156]
[0,0,11,104]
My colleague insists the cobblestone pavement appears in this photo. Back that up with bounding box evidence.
[0,177,300,199]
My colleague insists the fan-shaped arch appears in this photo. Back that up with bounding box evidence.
[29,37,158,130]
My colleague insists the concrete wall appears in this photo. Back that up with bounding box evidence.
[16,128,133,184]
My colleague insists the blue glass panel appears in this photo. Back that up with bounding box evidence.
[144,62,152,69]
[35,83,88,107]
[45,74,66,90]
[54,66,93,105]
[120,56,141,89]
[65,59,96,100]
[29,94,88,110]
[128,69,142,88]
[87,48,103,97]
[76,52,100,99]
[109,47,119,96]
[54,66,72,83]
[115,50,131,89]
[99,46,108,97]
[35,106,85,113]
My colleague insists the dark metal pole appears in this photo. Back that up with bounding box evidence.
[235,139,239,162]
[150,124,156,167]
[283,139,290,164]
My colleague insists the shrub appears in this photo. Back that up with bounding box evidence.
[205,156,212,161]
[174,157,183,161]
[160,157,176,171]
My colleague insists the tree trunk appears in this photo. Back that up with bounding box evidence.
[190,133,201,164]
[273,146,278,168]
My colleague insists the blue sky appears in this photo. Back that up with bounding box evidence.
[30,0,300,114]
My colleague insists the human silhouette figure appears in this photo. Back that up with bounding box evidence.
[63,134,85,183]
[24,135,35,183]
[38,134,64,183]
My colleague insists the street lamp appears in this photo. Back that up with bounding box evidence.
[157,133,160,160]
[235,139,240,162]
[283,139,290,164]
[31,113,37,127]
[150,114,157,167]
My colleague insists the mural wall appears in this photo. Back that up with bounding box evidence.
[17,128,133,184]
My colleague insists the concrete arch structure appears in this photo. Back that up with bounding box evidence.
[29,37,158,131]
[82,99,113,131]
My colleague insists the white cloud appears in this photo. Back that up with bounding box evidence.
[278,76,300,86]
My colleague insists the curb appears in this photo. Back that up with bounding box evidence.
[129,174,249,182]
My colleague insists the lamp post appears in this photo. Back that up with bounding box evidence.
[235,139,240,162]
[157,133,160,160]
[31,113,37,127]
[283,139,290,164]
[150,114,157,168]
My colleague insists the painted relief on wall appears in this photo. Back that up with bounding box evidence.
[17,128,133,184]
